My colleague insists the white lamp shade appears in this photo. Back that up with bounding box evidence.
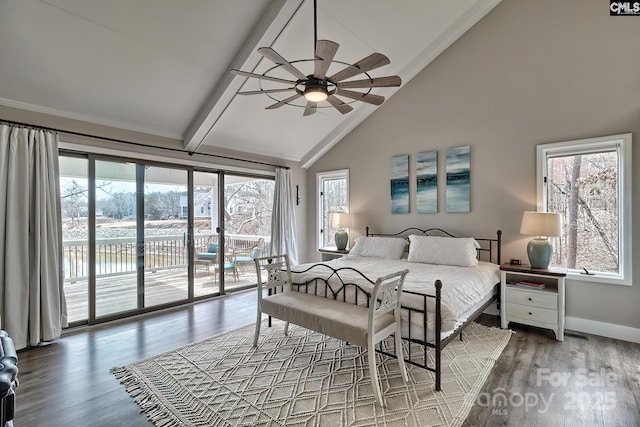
[520,211,561,237]
[331,212,352,229]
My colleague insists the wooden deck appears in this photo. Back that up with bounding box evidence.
[64,267,258,323]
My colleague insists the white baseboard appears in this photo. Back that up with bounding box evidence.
[480,306,640,344]
[565,316,640,344]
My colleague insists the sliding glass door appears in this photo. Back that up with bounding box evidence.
[60,152,273,325]
[143,166,189,307]
[59,155,90,323]
[223,174,274,292]
[193,171,220,298]
[94,160,139,318]
[92,161,192,318]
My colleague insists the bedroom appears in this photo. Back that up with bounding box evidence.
[0,0,639,425]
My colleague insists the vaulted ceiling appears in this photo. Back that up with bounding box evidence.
[0,0,501,167]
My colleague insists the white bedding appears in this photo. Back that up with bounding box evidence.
[290,256,500,339]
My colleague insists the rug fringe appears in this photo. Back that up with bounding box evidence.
[111,366,178,426]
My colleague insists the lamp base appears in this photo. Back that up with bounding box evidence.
[527,237,552,269]
[334,229,348,250]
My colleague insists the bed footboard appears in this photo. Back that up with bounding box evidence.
[286,263,453,390]
[284,262,500,391]
[378,281,444,390]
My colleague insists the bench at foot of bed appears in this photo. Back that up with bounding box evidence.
[253,254,410,407]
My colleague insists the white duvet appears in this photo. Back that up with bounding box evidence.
[290,256,500,339]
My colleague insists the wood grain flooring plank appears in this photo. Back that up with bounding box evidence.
[13,294,640,426]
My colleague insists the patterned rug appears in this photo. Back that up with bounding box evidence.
[112,320,511,426]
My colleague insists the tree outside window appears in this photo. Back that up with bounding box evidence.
[538,134,631,285]
[546,151,618,273]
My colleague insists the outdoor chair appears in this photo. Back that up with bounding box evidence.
[195,242,218,273]
[214,252,238,282]
[234,238,265,274]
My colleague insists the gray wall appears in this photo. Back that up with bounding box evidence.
[306,0,640,330]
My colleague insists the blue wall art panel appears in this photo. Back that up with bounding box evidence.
[446,145,470,213]
[391,154,410,214]
[416,150,438,213]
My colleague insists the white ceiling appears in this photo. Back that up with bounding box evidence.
[0,0,501,168]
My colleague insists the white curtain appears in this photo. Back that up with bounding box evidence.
[0,125,67,349]
[270,168,298,264]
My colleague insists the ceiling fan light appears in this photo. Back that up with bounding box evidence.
[304,85,328,102]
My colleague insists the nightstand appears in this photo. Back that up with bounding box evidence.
[319,247,349,261]
[500,263,567,341]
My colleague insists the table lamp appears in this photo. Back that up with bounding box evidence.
[331,213,352,250]
[520,211,562,269]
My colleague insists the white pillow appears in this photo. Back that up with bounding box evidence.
[407,235,480,267]
[348,236,408,260]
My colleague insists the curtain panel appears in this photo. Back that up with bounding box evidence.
[0,125,67,349]
[270,168,298,265]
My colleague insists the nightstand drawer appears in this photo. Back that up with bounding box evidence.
[506,302,557,324]
[505,287,557,309]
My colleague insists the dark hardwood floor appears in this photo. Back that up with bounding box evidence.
[15,290,257,427]
[465,315,640,427]
[14,291,640,426]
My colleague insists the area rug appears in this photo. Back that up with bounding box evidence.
[112,321,511,426]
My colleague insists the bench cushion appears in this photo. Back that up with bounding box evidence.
[261,292,394,347]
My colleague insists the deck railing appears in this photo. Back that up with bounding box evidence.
[63,234,270,282]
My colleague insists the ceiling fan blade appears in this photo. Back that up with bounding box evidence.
[314,40,339,79]
[303,101,317,116]
[231,69,296,85]
[257,47,308,80]
[237,87,296,95]
[337,75,401,89]
[329,53,391,82]
[336,89,385,106]
[326,95,353,114]
[265,93,303,109]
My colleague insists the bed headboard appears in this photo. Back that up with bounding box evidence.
[365,226,502,265]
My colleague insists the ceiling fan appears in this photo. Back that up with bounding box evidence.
[230,0,402,116]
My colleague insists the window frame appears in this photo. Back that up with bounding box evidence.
[536,133,632,286]
[316,169,349,251]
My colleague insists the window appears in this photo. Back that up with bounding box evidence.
[317,169,349,250]
[537,134,632,285]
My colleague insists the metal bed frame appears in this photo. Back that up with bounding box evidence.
[368,227,502,390]
[279,227,502,391]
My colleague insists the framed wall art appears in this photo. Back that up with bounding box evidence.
[416,150,437,213]
[446,145,470,213]
[390,154,410,214]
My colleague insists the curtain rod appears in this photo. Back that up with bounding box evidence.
[0,118,290,170]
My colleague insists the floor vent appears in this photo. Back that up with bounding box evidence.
[564,331,588,340]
